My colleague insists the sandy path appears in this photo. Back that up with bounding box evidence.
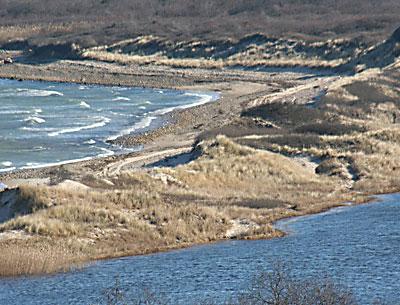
[103,147,192,176]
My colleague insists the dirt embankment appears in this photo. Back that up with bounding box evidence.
[10,25,395,73]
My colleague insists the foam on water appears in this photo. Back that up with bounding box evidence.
[0,167,16,173]
[112,96,131,101]
[0,78,217,171]
[108,116,157,141]
[79,101,91,109]
[20,157,95,170]
[48,117,111,137]
[2,88,64,97]
[97,147,115,158]
[24,116,46,124]
[183,92,215,107]
[0,110,31,114]
[19,126,57,132]
[84,139,96,145]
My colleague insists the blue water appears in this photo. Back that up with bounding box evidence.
[0,79,217,172]
[0,194,399,304]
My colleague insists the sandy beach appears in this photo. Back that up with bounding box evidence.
[0,59,329,183]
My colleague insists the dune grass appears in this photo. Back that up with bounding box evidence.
[159,136,348,210]
[0,136,342,276]
[81,49,346,70]
[235,67,400,196]
[1,66,399,278]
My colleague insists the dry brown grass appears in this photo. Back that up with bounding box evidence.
[2,67,399,278]
[1,0,399,46]
[0,178,237,276]
[81,49,346,70]
[0,239,83,277]
[159,136,347,209]
[235,67,400,196]
[1,137,338,276]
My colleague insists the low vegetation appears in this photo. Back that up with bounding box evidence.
[1,0,399,48]
[2,65,399,277]
[0,133,355,276]
[0,241,81,277]
[81,47,348,71]
[234,67,400,195]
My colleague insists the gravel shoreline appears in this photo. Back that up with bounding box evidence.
[0,59,315,183]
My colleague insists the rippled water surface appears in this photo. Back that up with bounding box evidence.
[0,194,399,304]
[0,79,216,172]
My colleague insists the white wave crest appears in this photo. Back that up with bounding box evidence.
[48,117,111,137]
[97,147,115,158]
[84,139,96,145]
[112,97,131,101]
[153,92,216,116]
[107,116,156,141]
[20,127,56,132]
[13,88,64,97]
[21,157,93,170]
[0,167,16,173]
[0,110,31,114]
[182,92,215,107]
[1,161,13,167]
[79,101,91,109]
[24,116,46,124]
[107,92,217,141]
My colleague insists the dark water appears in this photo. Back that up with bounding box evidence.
[0,79,217,172]
[0,194,399,304]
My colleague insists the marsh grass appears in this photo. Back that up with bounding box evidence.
[0,240,82,277]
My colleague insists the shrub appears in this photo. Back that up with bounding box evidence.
[100,263,357,305]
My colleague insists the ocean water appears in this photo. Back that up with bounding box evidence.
[0,194,399,304]
[0,79,217,172]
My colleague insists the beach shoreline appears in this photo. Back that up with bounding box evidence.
[0,59,319,183]
[1,57,399,277]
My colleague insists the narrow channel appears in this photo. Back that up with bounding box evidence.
[1,194,398,305]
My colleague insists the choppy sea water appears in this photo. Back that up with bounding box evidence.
[0,194,398,304]
[0,79,217,172]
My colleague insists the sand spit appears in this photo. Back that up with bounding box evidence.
[0,48,399,276]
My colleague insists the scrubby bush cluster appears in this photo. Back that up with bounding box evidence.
[101,264,357,305]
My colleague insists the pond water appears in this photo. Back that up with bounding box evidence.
[0,194,398,304]
[0,79,217,172]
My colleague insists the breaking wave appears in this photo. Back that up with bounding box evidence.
[79,101,91,109]
[24,116,46,124]
[3,88,64,97]
[48,117,111,137]
[112,97,131,101]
